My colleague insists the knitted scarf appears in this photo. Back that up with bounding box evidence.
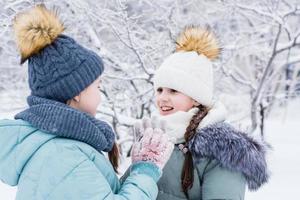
[15,95,115,152]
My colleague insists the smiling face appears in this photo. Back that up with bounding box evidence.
[155,87,197,116]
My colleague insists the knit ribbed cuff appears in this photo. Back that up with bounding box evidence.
[130,161,162,182]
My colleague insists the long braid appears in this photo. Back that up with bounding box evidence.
[181,104,209,198]
[108,142,119,173]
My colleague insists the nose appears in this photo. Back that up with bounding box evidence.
[157,90,169,102]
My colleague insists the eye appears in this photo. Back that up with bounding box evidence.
[156,87,163,93]
[170,89,177,93]
[98,79,102,89]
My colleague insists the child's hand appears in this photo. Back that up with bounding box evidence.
[133,116,167,142]
[131,122,174,170]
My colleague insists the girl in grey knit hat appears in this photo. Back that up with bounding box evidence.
[0,5,174,199]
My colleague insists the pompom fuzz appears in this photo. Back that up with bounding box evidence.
[13,4,65,64]
[176,26,220,60]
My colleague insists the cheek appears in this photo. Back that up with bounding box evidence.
[90,90,101,108]
[80,89,101,115]
[173,97,194,112]
[155,96,159,106]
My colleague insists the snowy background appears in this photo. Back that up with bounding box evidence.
[1,0,300,199]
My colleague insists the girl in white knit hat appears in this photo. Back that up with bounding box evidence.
[134,26,270,200]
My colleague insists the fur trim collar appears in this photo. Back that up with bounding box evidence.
[188,122,270,190]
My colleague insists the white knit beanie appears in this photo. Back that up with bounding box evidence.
[153,26,220,107]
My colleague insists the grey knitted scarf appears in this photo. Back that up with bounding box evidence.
[15,95,115,152]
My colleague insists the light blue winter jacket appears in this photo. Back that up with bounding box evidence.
[0,119,160,200]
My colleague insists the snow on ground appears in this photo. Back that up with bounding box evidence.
[246,119,300,199]
[1,100,299,199]
[246,100,300,199]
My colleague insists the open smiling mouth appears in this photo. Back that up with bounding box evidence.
[160,106,174,112]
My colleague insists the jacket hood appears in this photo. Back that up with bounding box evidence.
[188,122,270,191]
[0,119,55,186]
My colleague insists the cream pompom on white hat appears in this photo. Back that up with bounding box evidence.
[153,26,220,107]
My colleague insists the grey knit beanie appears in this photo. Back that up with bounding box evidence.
[14,5,104,102]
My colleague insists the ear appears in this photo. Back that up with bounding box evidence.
[74,94,81,103]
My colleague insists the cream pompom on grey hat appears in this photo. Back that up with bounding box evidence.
[153,26,220,107]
